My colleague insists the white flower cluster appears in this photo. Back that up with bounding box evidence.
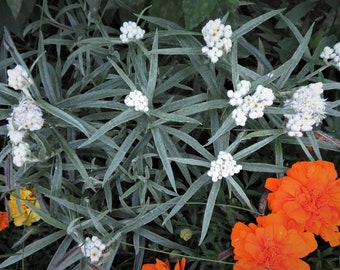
[11,99,44,131]
[201,18,232,63]
[124,90,149,112]
[12,142,31,168]
[120,21,145,43]
[227,80,275,126]
[320,42,340,70]
[7,65,33,90]
[79,236,108,264]
[207,151,242,182]
[7,99,44,167]
[284,82,326,137]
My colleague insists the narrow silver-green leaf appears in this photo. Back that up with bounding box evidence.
[168,157,210,167]
[146,30,158,100]
[151,127,176,191]
[234,133,283,160]
[52,129,89,182]
[107,57,136,90]
[240,162,287,173]
[38,100,89,137]
[199,180,221,245]
[163,174,210,224]
[276,24,314,88]
[232,9,284,40]
[206,114,235,146]
[227,176,258,213]
[0,230,66,268]
[150,110,201,125]
[103,124,145,183]
[79,109,143,147]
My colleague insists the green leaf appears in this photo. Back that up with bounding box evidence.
[119,197,180,233]
[227,176,258,213]
[163,174,210,224]
[79,109,143,147]
[47,237,82,270]
[168,157,210,167]
[306,131,322,160]
[107,57,136,90]
[38,31,61,104]
[0,230,66,268]
[161,125,214,160]
[52,129,89,182]
[38,100,90,137]
[232,9,284,40]
[183,0,217,30]
[206,114,235,146]
[177,36,220,97]
[276,1,317,29]
[6,0,23,19]
[148,48,201,55]
[24,200,66,230]
[241,129,284,141]
[103,124,145,183]
[149,0,183,27]
[146,29,158,101]
[234,132,284,160]
[276,24,314,88]
[199,180,221,245]
[240,162,287,173]
[150,110,202,126]
[151,127,176,191]
[138,228,193,255]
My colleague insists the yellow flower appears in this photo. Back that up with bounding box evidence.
[179,228,192,241]
[8,187,41,226]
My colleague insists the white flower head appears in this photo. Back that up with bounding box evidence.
[228,81,275,126]
[201,18,233,63]
[284,82,326,137]
[124,90,149,112]
[320,42,340,70]
[207,151,242,182]
[7,117,26,144]
[12,141,31,167]
[120,21,145,43]
[79,236,108,264]
[89,247,102,263]
[11,99,44,131]
[7,65,33,91]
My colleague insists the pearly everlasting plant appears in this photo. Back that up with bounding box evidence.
[0,2,339,269]
[207,151,242,182]
[120,21,145,43]
[284,82,326,137]
[10,99,44,131]
[79,236,109,264]
[227,80,275,126]
[6,98,44,167]
[11,141,31,168]
[124,90,149,112]
[320,42,340,70]
[201,18,232,63]
[7,65,33,91]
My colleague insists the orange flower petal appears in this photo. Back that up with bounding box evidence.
[0,211,9,231]
[174,258,186,270]
[142,259,170,270]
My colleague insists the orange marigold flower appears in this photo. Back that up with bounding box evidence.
[8,187,41,226]
[265,160,340,246]
[231,220,317,270]
[0,211,9,231]
[142,258,186,270]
